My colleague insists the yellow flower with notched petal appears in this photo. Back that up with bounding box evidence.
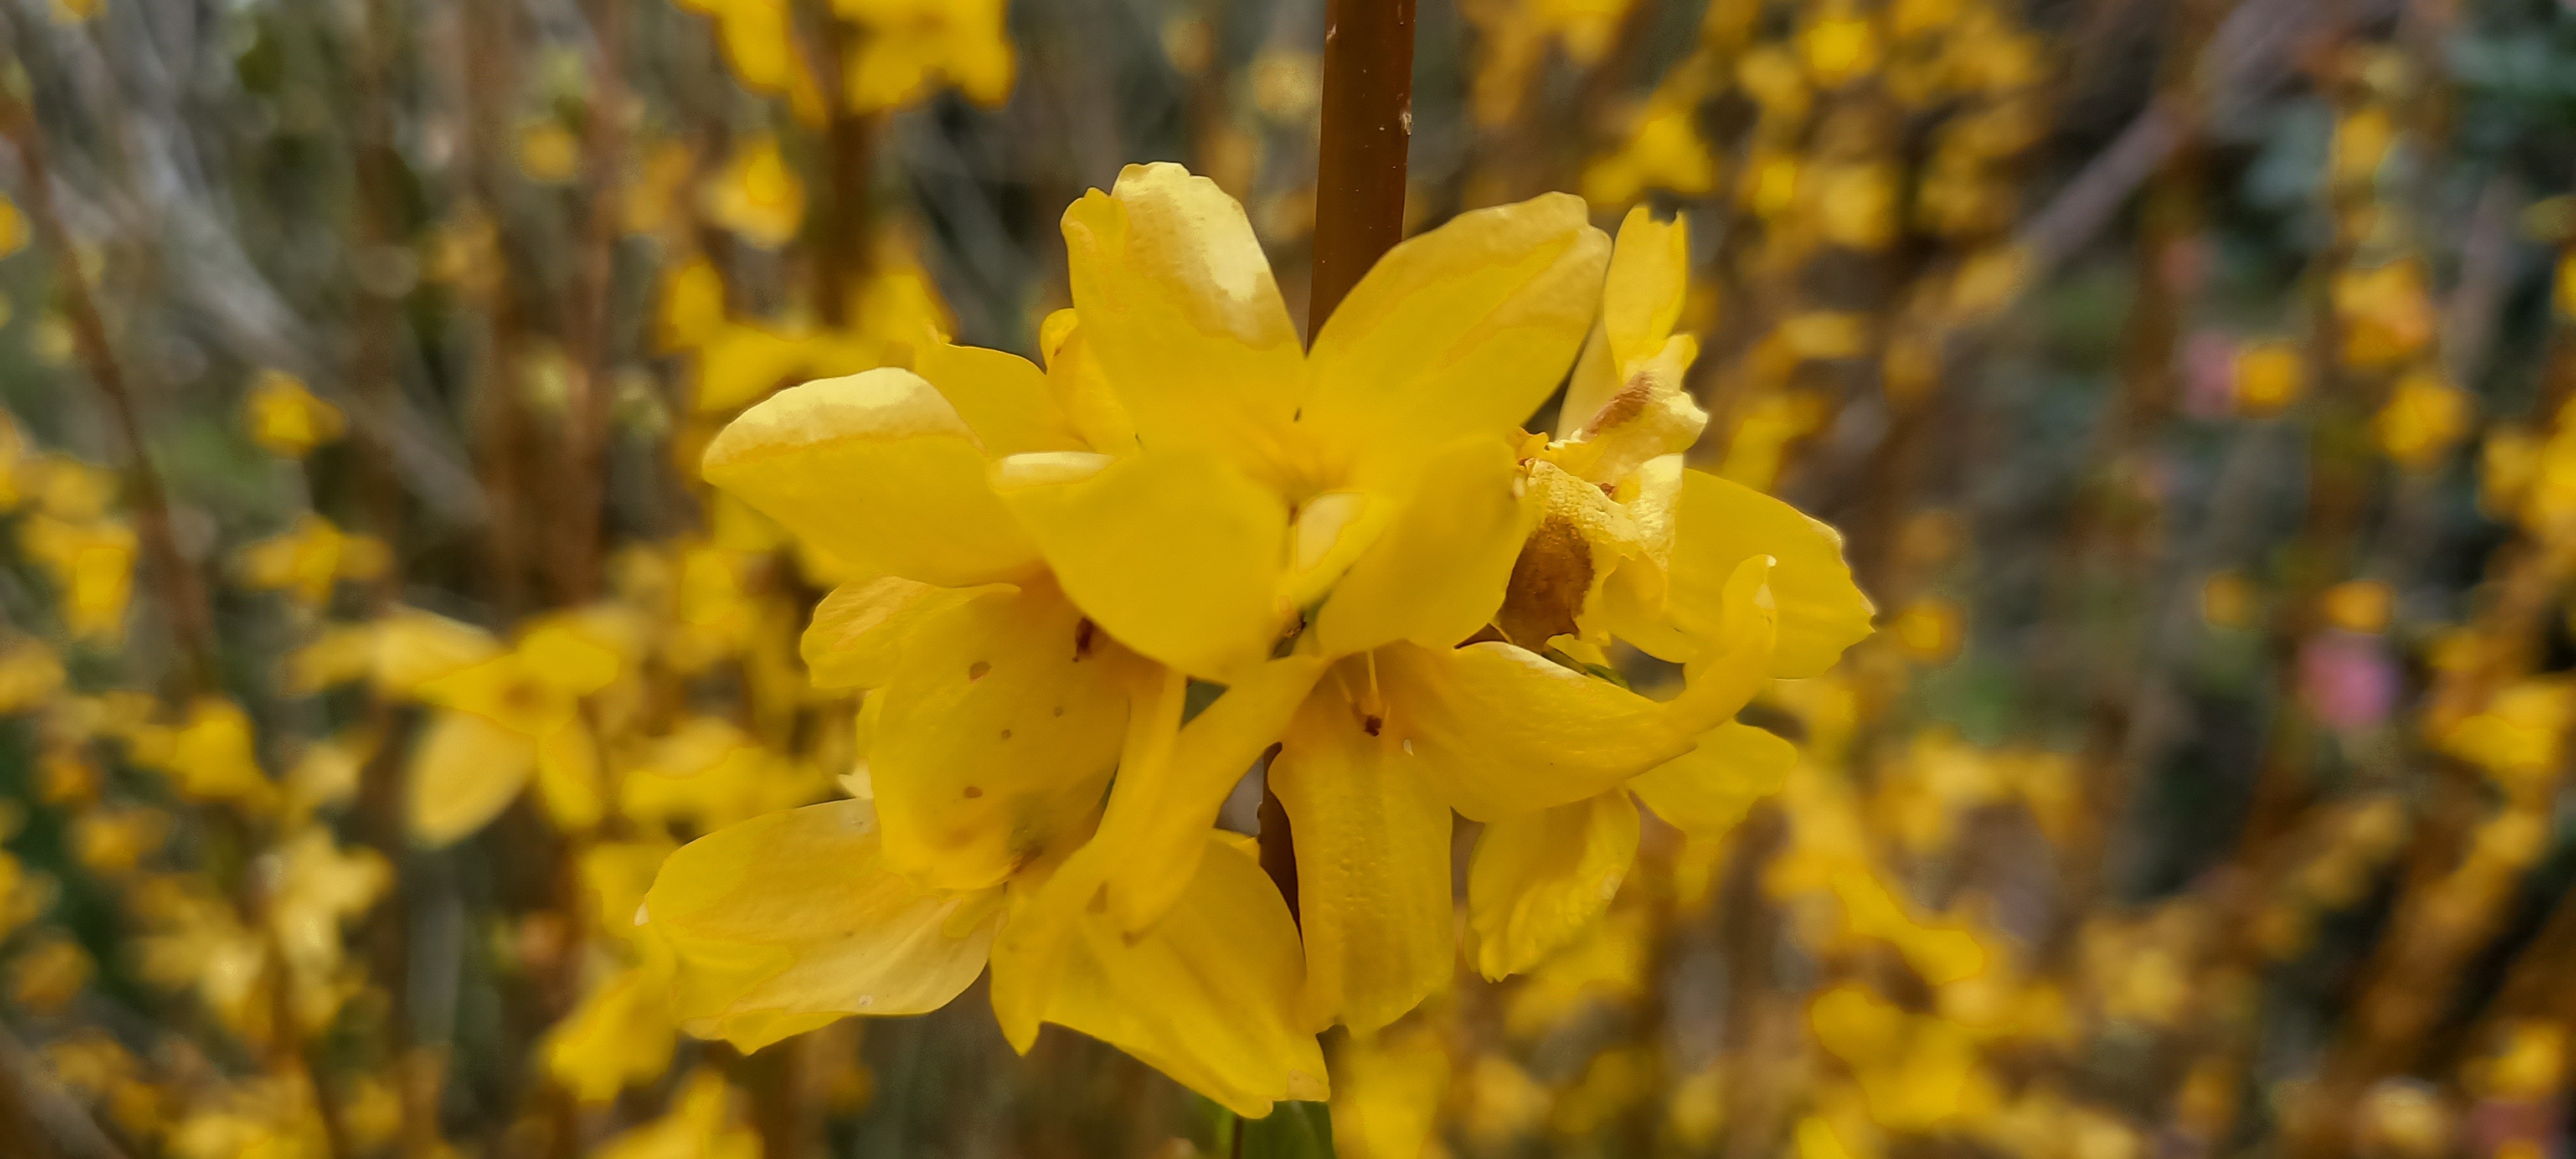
[17,511,137,641]
[2372,367,2474,472]
[242,370,345,457]
[838,0,1016,112]
[403,614,628,843]
[705,134,805,249]
[237,514,390,608]
[160,697,277,809]
[593,1069,761,1159]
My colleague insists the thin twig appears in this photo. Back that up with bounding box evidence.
[0,34,220,693]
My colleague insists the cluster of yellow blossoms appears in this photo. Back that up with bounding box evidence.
[656,162,1873,1115]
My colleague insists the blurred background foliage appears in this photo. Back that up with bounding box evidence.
[1,0,2575,1155]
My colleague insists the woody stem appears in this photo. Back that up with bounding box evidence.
[1304,0,1415,339]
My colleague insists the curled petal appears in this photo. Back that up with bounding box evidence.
[989,834,1323,1118]
[1466,791,1640,979]
[1630,721,1794,842]
[913,337,1089,457]
[1374,641,1700,820]
[1663,470,1873,677]
[645,800,1003,1053]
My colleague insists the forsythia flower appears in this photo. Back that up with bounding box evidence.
[403,612,632,843]
[237,514,391,608]
[705,134,806,249]
[1461,209,1871,978]
[669,164,1873,1115]
[242,370,346,457]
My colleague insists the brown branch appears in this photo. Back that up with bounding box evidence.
[457,0,536,619]
[1305,0,1414,338]
[0,48,220,693]
[556,0,630,603]
[796,0,878,328]
[0,1023,129,1159]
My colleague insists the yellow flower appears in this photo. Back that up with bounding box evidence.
[242,370,346,457]
[839,0,1017,111]
[0,194,24,256]
[618,716,830,833]
[7,934,90,1013]
[647,793,1324,1118]
[594,1069,761,1159]
[1331,1020,1452,1159]
[2372,367,2474,471]
[676,0,828,121]
[403,614,629,843]
[2232,341,2307,417]
[162,697,278,809]
[1801,10,1882,88]
[705,134,806,249]
[237,514,390,608]
[0,636,66,711]
[17,511,137,641]
[517,120,581,184]
[688,166,1820,1104]
[1584,84,1722,207]
[0,850,54,942]
[2334,261,2435,369]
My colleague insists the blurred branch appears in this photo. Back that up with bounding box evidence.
[0,28,222,693]
[2013,0,2386,283]
[0,1024,129,1159]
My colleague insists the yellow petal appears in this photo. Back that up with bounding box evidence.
[1059,164,1305,471]
[1037,310,1140,455]
[1560,323,1622,441]
[1314,435,1535,658]
[543,963,679,1104]
[1332,1022,1452,1159]
[990,834,1325,1118]
[871,582,1139,890]
[1663,470,1873,677]
[1305,194,1609,482]
[1270,684,1457,1034]
[412,655,572,736]
[994,448,1288,679]
[913,337,1089,457]
[1373,641,1699,820]
[800,578,993,690]
[691,322,881,415]
[1629,722,1793,842]
[1466,791,1640,979]
[1602,207,1689,370]
[534,724,605,833]
[701,368,1041,587]
[408,710,536,845]
[1092,657,1329,933]
[646,800,1003,1052]
[371,607,504,695]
